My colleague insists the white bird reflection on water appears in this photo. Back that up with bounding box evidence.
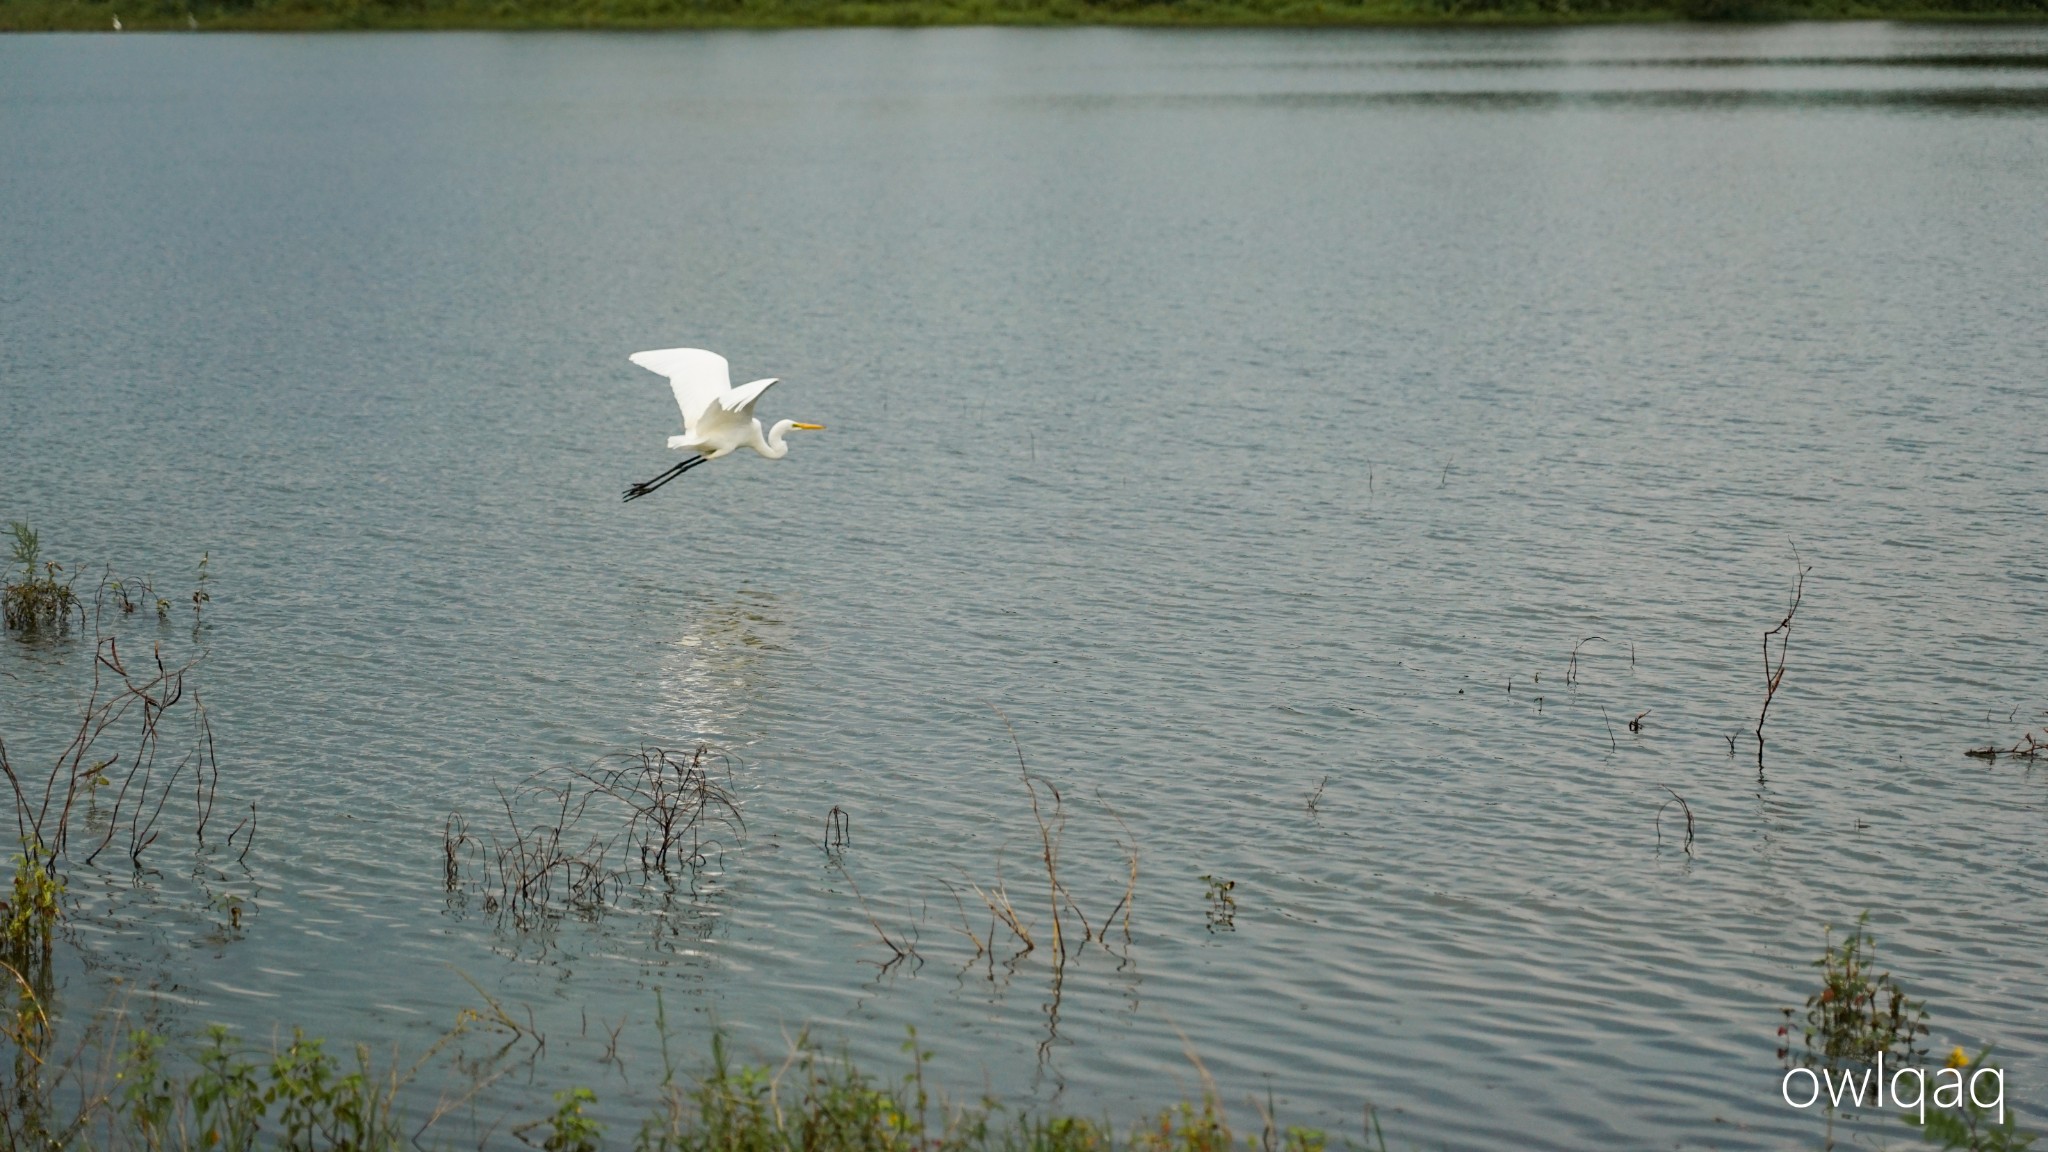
[650,590,794,747]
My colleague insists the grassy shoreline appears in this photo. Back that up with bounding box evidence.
[5,0,2047,30]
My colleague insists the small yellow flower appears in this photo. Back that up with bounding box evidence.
[1946,1047,1971,1069]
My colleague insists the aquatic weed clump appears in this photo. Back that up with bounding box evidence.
[1199,875,1237,933]
[1778,915,2040,1151]
[3,522,81,634]
[1779,912,1929,1073]
[3,981,554,1152]
[0,849,65,965]
[1910,1048,2035,1152]
[635,1030,1331,1152]
[3,962,1362,1152]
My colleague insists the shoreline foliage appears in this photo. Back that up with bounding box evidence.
[3,0,2047,31]
[1779,912,1929,1074]
[1779,914,2035,1152]
[3,1007,1345,1152]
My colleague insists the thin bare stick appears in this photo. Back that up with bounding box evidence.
[938,879,989,957]
[1095,790,1141,949]
[1566,636,1605,687]
[1655,787,1695,856]
[963,873,1033,953]
[1756,550,1810,776]
[833,860,918,971]
[992,705,1064,961]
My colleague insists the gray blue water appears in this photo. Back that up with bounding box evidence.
[4,23,2047,1148]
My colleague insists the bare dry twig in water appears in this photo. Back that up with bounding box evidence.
[1095,790,1139,952]
[1756,550,1811,777]
[1965,731,2048,761]
[960,848,1036,958]
[938,878,991,960]
[442,745,741,931]
[954,714,1140,968]
[0,634,226,872]
[993,706,1072,962]
[833,860,920,973]
[1655,787,1695,857]
[1565,636,1605,688]
[568,745,743,879]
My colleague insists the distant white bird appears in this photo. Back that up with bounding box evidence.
[111,13,122,28]
[623,347,823,502]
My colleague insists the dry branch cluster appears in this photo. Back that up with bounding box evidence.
[0,636,241,874]
[443,745,742,928]
[1966,731,2047,762]
[936,718,1137,972]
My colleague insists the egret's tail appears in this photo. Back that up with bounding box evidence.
[668,435,696,450]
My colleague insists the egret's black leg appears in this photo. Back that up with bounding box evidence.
[623,455,708,502]
[623,466,677,502]
[623,455,705,501]
[623,459,691,501]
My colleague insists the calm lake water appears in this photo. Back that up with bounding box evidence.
[4,22,2047,1148]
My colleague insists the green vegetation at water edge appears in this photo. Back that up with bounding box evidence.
[4,0,2047,30]
[5,995,1360,1152]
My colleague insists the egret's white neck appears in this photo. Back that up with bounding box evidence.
[753,419,796,460]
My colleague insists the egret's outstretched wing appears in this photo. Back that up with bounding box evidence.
[630,347,730,433]
[709,377,779,420]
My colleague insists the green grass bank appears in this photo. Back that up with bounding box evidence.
[4,0,2047,31]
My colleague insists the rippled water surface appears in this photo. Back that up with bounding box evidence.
[4,23,2048,1148]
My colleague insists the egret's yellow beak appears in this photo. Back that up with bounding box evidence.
[792,423,826,431]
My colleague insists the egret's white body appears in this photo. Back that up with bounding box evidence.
[622,347,822,501]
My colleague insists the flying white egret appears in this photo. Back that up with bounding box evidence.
[622,347,824,502]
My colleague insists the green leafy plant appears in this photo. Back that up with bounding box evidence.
[191,551,212,626]
[1199,875,1236,933]
[1909,1047,2035,1152]
[187,1025,269,1150]
[1130,1099,1233,1152]
[1780,912,1929,1072]
[0,851,65,962]
[120,1028,182,1148]
[3,522,81,633]
[1779,915,2037,1152]
[264,1029,400,1150]
[7,1005,1351,1152]
[542,1087,605,1152]
[636,1030,1275,1152]
[115,1025,403,1151]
